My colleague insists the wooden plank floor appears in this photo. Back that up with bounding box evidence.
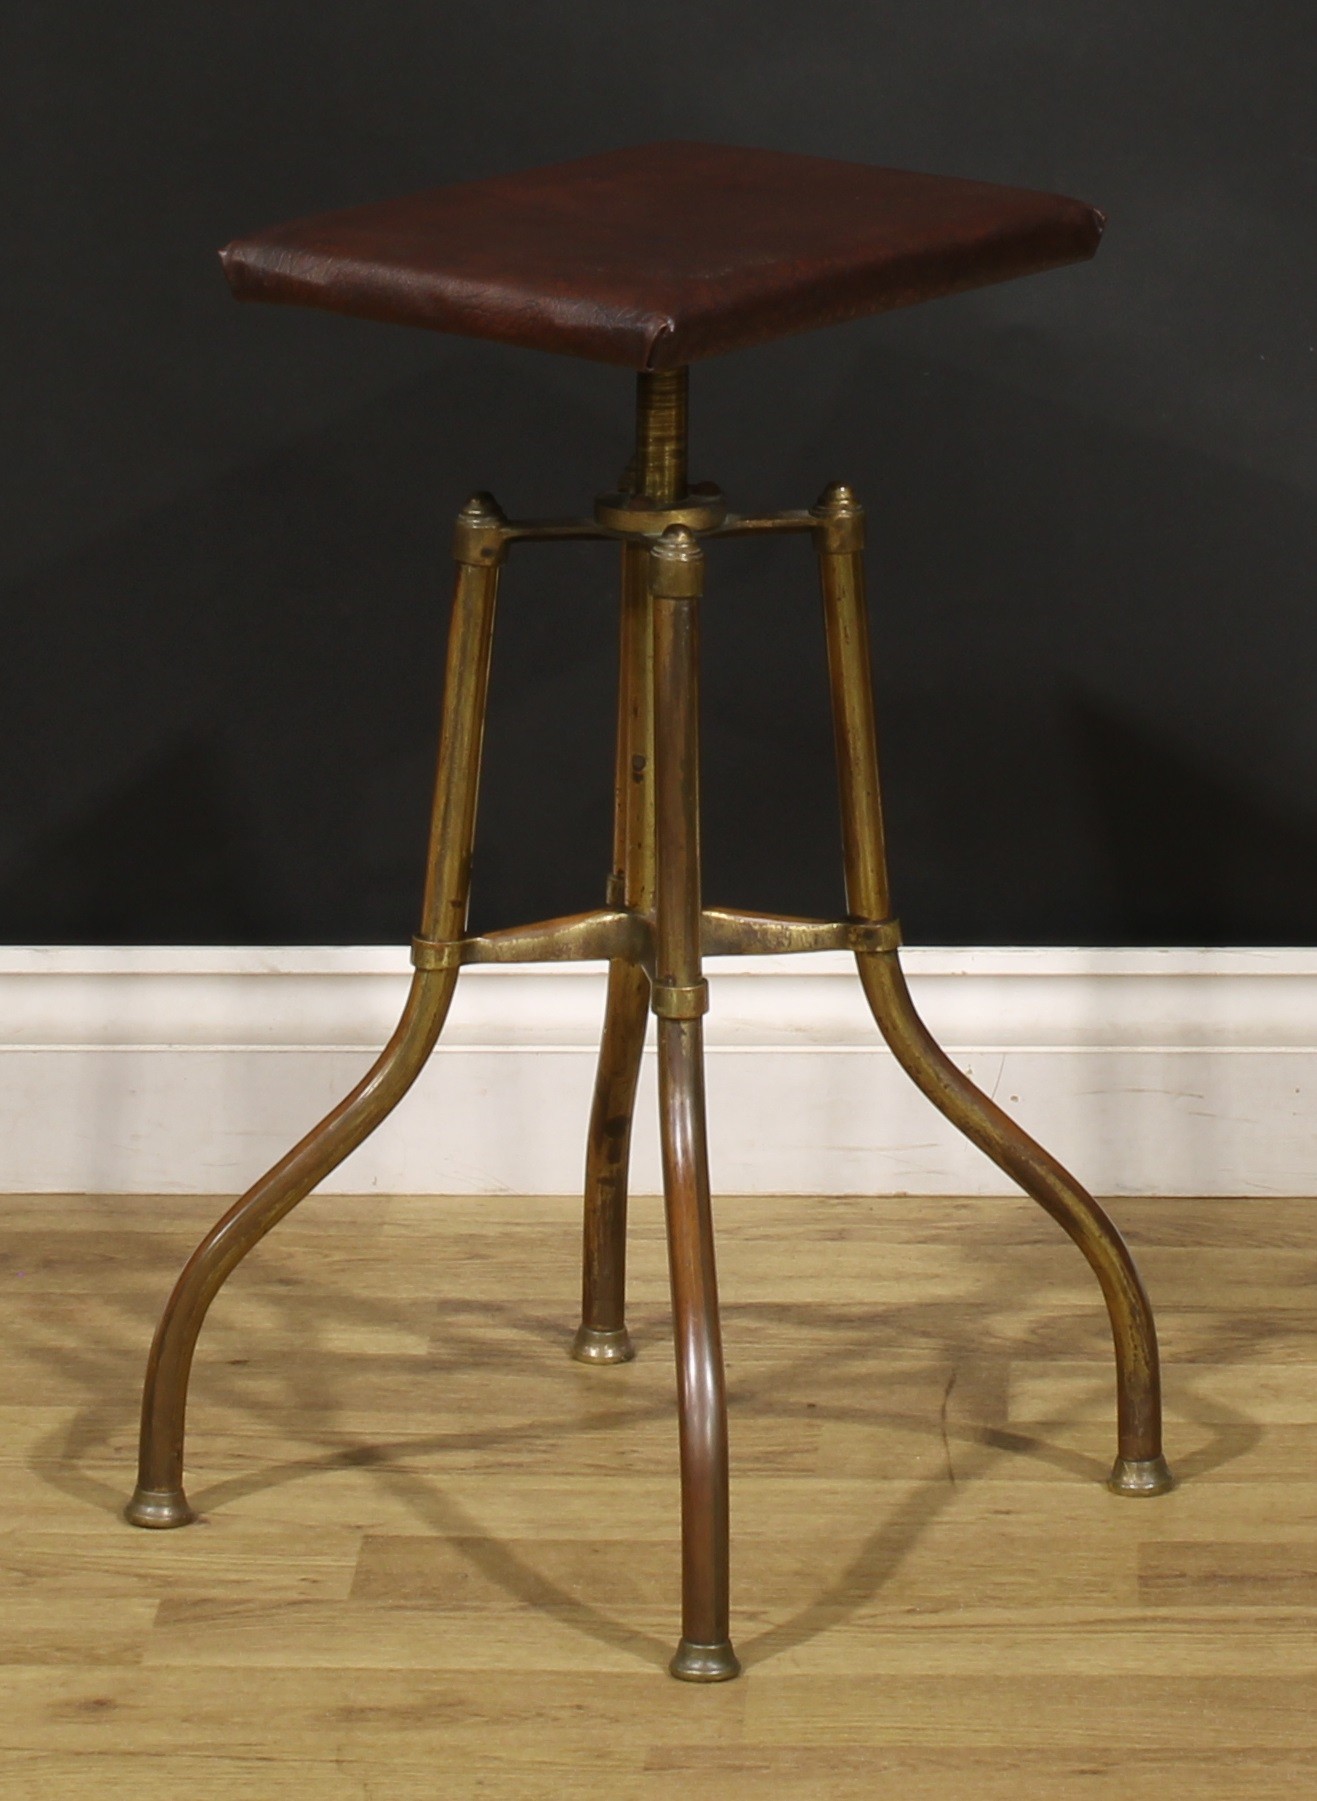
[1,1190,1315,1798]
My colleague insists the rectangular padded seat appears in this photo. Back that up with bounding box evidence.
[220,140,1104,369]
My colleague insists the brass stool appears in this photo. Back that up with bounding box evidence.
[127,143,1172,1680]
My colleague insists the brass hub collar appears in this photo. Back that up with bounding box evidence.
[594,483,728,537]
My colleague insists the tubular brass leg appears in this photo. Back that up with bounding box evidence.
[814,482,1171,1497]
[127,494,506,1529]
[125,970,457,1529]
[856,952,1170,1491]
[575,961,647,1364]
[575,542,654,1365]
[651,526,740,1681]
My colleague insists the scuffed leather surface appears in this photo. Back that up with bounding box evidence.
[220,142,1104,368]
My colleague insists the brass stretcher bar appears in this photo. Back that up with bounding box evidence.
[409,905,903,973]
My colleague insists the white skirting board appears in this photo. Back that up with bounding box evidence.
[0,946,1314,1197]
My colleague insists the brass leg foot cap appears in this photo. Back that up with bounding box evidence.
[1108,1454,1174,1497]
[669,1639,741,1682]
[571,1325,635,1365]
[125,1486,196,1528]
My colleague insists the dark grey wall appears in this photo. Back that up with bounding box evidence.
[5,4,1316,944]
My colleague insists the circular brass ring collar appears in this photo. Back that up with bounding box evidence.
[651,978,710,1019]
[594,483,728,537]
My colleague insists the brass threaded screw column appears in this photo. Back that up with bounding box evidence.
[635,369,688,505]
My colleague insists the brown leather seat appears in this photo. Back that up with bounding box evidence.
[220,140,1103,370]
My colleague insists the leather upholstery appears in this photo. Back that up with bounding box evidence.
[221,141,1104,369]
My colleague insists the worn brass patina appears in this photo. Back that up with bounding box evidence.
[127,366,1172,1678]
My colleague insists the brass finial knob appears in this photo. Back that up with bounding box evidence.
[649,522,704,597]
[653,522,702,561]
[453,492,507,565]
[814,480,859,512]
[811,481,865,551]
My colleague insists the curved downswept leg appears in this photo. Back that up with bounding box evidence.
[576,542,654,1365]
[126,971,457,1526]
[856,951,1169,1492]
[813,481,1170,1497]
[651,525,740,1681]
[127,493,506,1528]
